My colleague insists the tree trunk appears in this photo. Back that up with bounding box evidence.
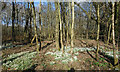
[115,1,119,53]
[39,0,42,50]
[65,5,69,46]
[29,3,32,42]
[69,2,71,41]
[42,16,45,38]
[86,18,89,39]
[24,3,29,42]
[55,2,60,50]
[96,4,100,61]
[112,2,118,66]
[31,2,39,52]
[60,3,65,42]
[12,2,15,43]
[71,1,74,53]
[47,3,51,40]
[107,23,111,45]
[58,1,64,52]
[16,3,19,42]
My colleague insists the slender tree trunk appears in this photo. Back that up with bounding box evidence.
[112,2,118,66]
[86,18,89,39]
[107,23,111,45]
[25,3,29,42]
[29,3,32,42]
[69,2,71,41]
[117,34,119,51]
[49,3,54,40]
[39,0,42,50]
[58,1,64,52]
[31,2,39,52]
[55,2,60,50]
[115,1,119,53]
[42,17,45,38]
[71,1,74,53]
[16,4,19,41]
[65,6,69,46]
[49,3,53,40]
[21,11,24,42]
[47,3,51,40]
[12,2,15,43]
[60,3,65,42]
[96,4,100,61]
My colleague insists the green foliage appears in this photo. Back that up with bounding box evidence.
[92,61,108,67]
[93,62,99,66]
[99,58,105,62]
[85,58,108,68]
[42,63,47,68]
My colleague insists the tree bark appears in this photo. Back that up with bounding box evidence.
[24,3,29,42]
[31,2,39,52]
[96,4,100,61]
[29,3,32,41]
[65,5,69,46]
[107,23,111,45]
[112,2,118,66]
[12,2,15,43]
[58,1,64,52]
[55,2,60,50]
[71,1,74,53]
[60,3,65,42]
[39,0,42,50]
[47,2,51,40]
[69,2,71,40]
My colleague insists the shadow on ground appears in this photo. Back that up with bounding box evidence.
[87,50,120,67]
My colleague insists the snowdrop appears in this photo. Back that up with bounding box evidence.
[73,56,77,61]
[3,51,37,70]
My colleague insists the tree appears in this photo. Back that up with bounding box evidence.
[24,3,29,42]
[55,2,60,50]
[96,3,100,61]
[112,2,118,66]
[30,2,40,52]
[58,1,64,52]
[12,2,15,43]
[107,23,111,45]
[47,2,50,40]
[65,3,69,46]
[39,0,42,50]
[115,2,119,51]
[29,2,33,42]
[71,1,74,53]
[60,3,67,43]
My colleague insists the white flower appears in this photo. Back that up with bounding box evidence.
[74,56,77,61]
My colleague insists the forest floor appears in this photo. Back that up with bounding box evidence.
[1,39,120,70]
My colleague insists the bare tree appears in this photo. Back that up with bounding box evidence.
[58,1,64,52]
[39,0,42,50]
[12,2,15,43]
[96,4,100,61]
[112,2,118,66]
[30,2,39,52]
[55,2,60,50]
[71,1,74,53]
